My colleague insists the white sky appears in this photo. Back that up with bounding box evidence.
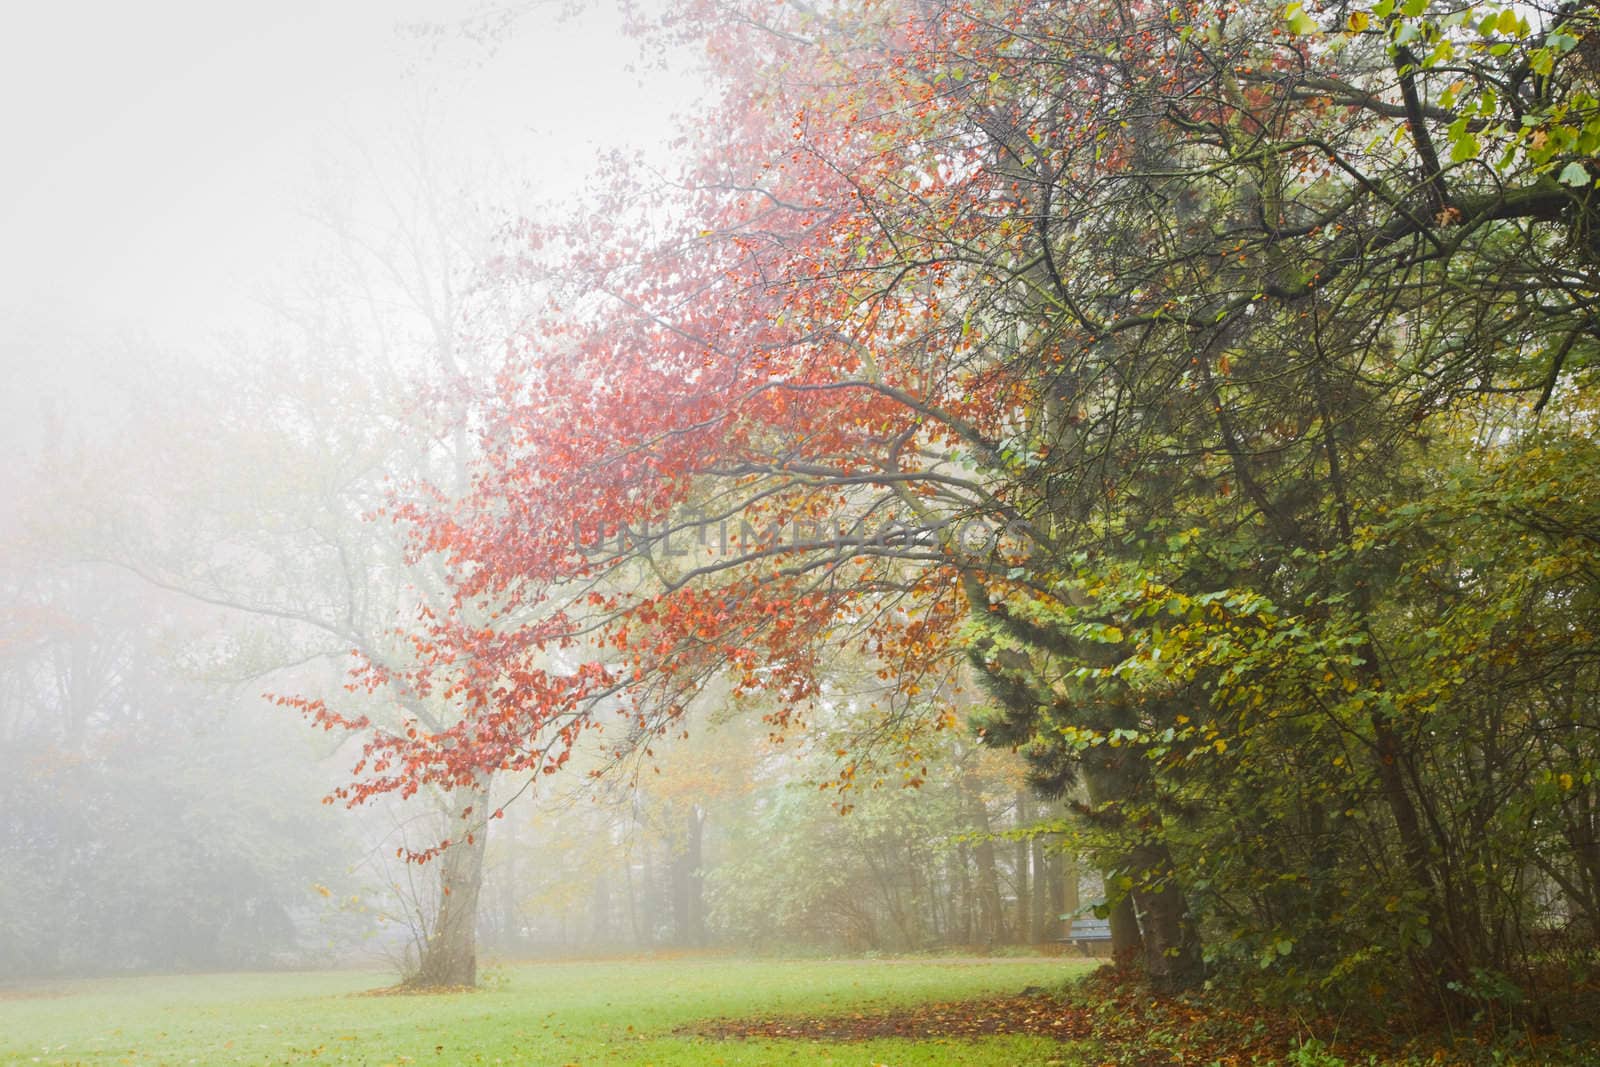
[0,0,700,360]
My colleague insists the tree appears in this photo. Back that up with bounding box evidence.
[78,123,541,988]
[0,458,359,978]
[301,0,1599,1010]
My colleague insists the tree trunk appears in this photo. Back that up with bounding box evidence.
[639,833,658,945]
[1109,892,1142,962]
[1015,792,1032,944]
[962,766,1006,946]
[1125,839,1203,991]
[624,842,646,947]
[669,805,707,947]
[489,843,519,954]
[591,871,613,945]
[1031,833,1052,943]
[907,838,932,948]
[973,834,1006,947]
[409,780,490,988]
[1059,846,1078,941]
[1081,751,1202,990]
[953,844,974,944]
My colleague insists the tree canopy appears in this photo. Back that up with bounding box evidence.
[295,0,1600,1016]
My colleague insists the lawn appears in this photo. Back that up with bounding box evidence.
[0,956,1098,1066]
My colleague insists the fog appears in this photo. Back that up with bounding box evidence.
[0,1,1068,983]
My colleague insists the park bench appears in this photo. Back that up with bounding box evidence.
[1058,915,1113,955]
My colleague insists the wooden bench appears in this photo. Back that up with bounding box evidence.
[1057,916,1113,955]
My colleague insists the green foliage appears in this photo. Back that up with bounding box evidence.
[707,727,1015,952]
[955,0,1600,1014]
[0,569,361,978]
[1344,0,1600,180]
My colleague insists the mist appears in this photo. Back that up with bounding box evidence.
[0,0,1066,985]
[8,1,1594,1062]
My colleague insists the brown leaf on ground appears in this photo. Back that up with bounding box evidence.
[687,991,1092,1042]
[354,982,478,997]
[0,986,68,1001]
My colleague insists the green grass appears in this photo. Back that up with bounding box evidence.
[0,956,1097,1065]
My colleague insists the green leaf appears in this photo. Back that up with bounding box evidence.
[1284,3,1320,34]
[1450,131,1480,164]
[1558,161,1592,186]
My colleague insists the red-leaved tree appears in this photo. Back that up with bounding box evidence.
[291,0,1216,986]
[296,0,1600,999]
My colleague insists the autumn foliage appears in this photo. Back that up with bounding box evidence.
[292,0,1600,1017]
